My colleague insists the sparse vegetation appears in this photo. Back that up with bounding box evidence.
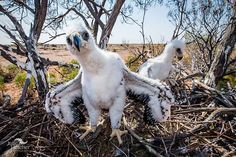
[59,59,80,81]
[0,75,4,91]
[13,71,35,90]
[47,72,57,85]
[5,64,21,81]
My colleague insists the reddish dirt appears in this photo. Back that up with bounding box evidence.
[3,83,22,105]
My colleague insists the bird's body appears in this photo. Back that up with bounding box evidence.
[45,24,175,144]
[138,39,185,80]
[66,26,127,132]
[81,52,123,109]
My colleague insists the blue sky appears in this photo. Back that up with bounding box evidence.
[0,5,175,44]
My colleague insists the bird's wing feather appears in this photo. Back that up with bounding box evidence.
[45,71,85,124]
[123,68,174,124]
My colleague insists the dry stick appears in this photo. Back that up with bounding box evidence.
[36,114,47,149]
[186,107,236,138]
[173,107,217,114]
[122,117,163,157]
[194,80,235,107]
[53,121,83,156]
[154,108,236,143]
[222,150,236,157]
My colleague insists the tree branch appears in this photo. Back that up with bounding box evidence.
[0,4,27,41]
[0,49,26,70]
[32,0,48,41]
[0,24,26,53]
[83,0,105,29]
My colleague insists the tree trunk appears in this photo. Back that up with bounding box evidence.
[26,38,48,100]
[204,2,236,87]
[99,0,125,49]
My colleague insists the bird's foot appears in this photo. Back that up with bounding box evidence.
[79,126,96,140]
[110,129,128,145]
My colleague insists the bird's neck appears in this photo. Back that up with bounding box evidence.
[77,47,106,74]
[157,47,175,63]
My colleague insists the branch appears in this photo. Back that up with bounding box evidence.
[17,70,32,109]
[195,80,235,107]
[0,44,26,56]
[0,24,26,53]
[153,108,236,145]
[44,6,75,30]
[83,0,105,29]
[99,0,125,48]
[0,49,26,70]
[0,4,27,41]
[71,8,91,29]
[87,0,110,15]
[40,33,65,45]
[40,57,80,69]
[123,117,163,157]
[32,0,48,41]
[15,0,35,14]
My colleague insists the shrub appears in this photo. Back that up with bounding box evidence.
[65,69,78,81]
[125,54,142,72]
[217,73,236,90]
[0,75,5,91]
[14,71,34,89]
[6,64,21,79]
[69,59,79,65]
[47,73,57,85]
[60,59,80,81]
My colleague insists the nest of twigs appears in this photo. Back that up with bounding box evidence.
[0,76,236,157]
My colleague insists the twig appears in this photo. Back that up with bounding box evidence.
[123,117,163,157]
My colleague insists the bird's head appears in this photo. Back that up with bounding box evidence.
[169,39,185,60]
[66,24,96,56]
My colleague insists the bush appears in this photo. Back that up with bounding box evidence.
[47,73,57,85]
[65,69,78,81]
[14,71,34,89]
[217,73,236,90]
[59,59,80,81]
[125,54,142,72]
[69,59,79,65]
[0,75,5,91]
[6,64,21,79]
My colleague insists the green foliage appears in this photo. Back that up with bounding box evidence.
[65,69,78,81]
[125,54,142,72]
[6,64,21,79]
[14,71,34,89]
[0,65,4,76]
[217,73,236,90]
[0,75,5,91]
[69,59,79,65]
[47,73,57,85]
[60,59,80,81]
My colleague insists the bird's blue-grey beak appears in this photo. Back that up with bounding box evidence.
[73,34,81,51]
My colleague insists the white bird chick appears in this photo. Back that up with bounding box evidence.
[66,24,128,144]
[138,39,185,80]
[45,24,175,145]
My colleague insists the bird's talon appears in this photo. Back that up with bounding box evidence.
[79,126,96,140]
[110,129,128,145]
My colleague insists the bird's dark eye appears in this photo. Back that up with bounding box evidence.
[176,48,181,54]
[66,37,72,45]
[82,32,89,41]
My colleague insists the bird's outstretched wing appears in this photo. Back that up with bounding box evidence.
[123,68,174,124]
[45,71,85,124]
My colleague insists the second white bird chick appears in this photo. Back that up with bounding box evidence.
[138,39,185,80]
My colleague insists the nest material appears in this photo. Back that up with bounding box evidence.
[0,78,236,157]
